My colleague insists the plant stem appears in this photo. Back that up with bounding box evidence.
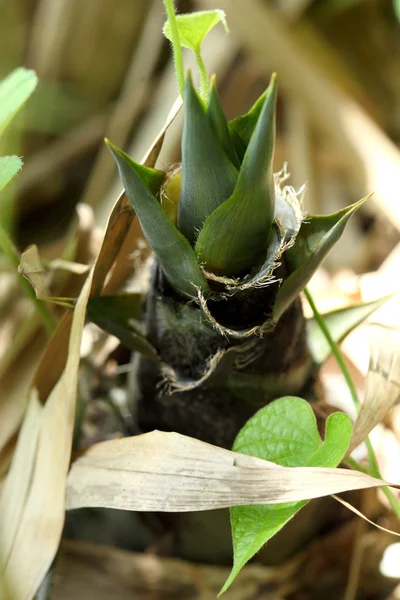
[164,0,185,98]
[195,48,209,100]
[0,222,56,334]
[304,287,400,518]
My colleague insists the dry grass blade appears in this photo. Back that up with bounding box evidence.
[0,267,93,600]
[348,327,400,455]
[0,390,42,569]
[66,431,400,513]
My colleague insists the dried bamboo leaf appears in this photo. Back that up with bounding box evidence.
[0,390,42,569]
[348,328,400,454]
[0,267,94,600]
[18,245,48,299]
[66,431,399,513]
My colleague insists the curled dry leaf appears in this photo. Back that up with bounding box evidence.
[66,431,400,513]
[17,244,48,299]
[0,267,93,600]
[348,326,400,455]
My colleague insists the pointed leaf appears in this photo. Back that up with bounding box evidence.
[0,156,22,192]
[229,88,267,158]
[273,197,368,321]
[106,141,208,299]
[87,295,158,361]
[222,397,352,594]
[208,76,240,168]
[0,68,38,135]
[177,75,237,243]
[163,9,228,52]
[195,76,277,276]
[307,295,392,365]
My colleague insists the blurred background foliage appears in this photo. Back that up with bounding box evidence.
[2,1,400,598]
[0,0,399,265]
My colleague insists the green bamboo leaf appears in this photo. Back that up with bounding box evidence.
[195,76,277,276]
[208,77,240,168]
[273,196,368,321]
[163,9,228,52]
[87,295,158,361]
[178,75,238,244]
[0,68,38,135]
[306,295,392,365]
[221,397,352,594]
[229,88,267,159]
[0,156,22,192]
[106,140,208,299]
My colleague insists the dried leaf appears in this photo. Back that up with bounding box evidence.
[0,390,42,569]
[348,327,400,454]
[66,430,398,514]
[0,268,93,600]
[18,245,48,299]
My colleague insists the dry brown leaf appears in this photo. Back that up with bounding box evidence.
[66,431,400,513]
[48,258,90,275]
[0,267,94,600]
[17,244,48,299]
[348,327,400,455]
[0,390,42,568]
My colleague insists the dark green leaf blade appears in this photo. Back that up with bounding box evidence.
[195,75,277,276]
[221,397,352,594]
[177,74,238,244]
[229,87,267,159]
[273,196,368,321]
[0,68,38,135]
[106,140,208,299]
[306,295,392,365]
[208,76,240,168]
[87,295,158,360]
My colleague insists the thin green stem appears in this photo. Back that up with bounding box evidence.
[164,0,185,98]
[304,287,400,518]
[0,221,56,334]
[195,48,209,101]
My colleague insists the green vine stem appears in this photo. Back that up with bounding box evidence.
[0,222,55,334]
[164,0,185,98]
[195,48,209,100]
[304,287,400,518]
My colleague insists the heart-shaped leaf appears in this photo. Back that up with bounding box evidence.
[273,197,367,320]
[163,9,228,53]
[178,75,238,244]
[107,140,208,299]
[195,76,277,276]
[222,396,352,594]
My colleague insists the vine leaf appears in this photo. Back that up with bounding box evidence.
[163,9,228,53]
[222,397,352,594]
